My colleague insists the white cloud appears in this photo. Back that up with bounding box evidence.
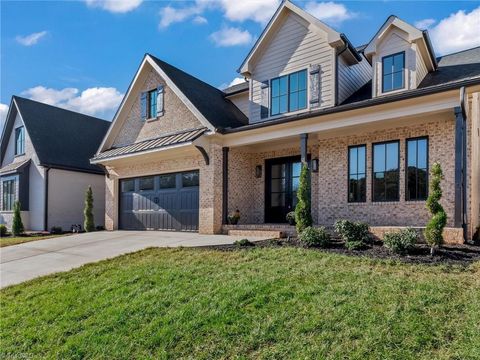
[228,77,247,87]
[159,5,204,28]
[428,7,480,55]
[15,31,47,46]
[304,1,354,25]
[85,0,142,13]
[193,16,208,25]
[0,103,8,131]
[217,0,280,24]
[21,86,123,119]
[414,18,436,29]
[209,26,253,47]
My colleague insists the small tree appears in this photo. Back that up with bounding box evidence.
[84,186,95,232]
[424,162,447,255]
[12,201,24,236]
[295,163,312,233]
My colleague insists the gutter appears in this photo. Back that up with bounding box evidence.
[218,77,480,134]
[44,167,51,232]
[460,86,467,241]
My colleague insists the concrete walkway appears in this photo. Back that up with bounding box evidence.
[0,231,267,288]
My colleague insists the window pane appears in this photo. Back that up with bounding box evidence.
[182,172,199,187]
[292,162,301,177]
[393,71,404,89]
[373,173,385,202]
[271,164,286,178]
[279,95,288,114]
[122,179,135,192]
[357,146,365,173]
[386,171,399,200]
[290,72,298,92]
[271,79,279,97]
[349,147,357,174]
[271,97,280,116]
[358,175,366,202]
[292,177,300,192]
[271,179,286,192]
[407,167,417,200]
[139,177,154,191]
[383,56,393,74]
[271,192,285,207]
[386,142,398,170]
[373,144,385,172]
[279,76,288,95]
[298,90,307,110]
[394,53,404,72]
[417,169,428,199]
[407,140,417,167]
[417,139,427,169]
[290,92,298,111]
[383,74,392,92]
[159,174,176,189]
[298,70,307,90]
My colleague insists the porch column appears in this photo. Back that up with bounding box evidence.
[300,133,308,165]
[222,147,229,224]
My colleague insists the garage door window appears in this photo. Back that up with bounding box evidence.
[122,179,135,192]
[139,177,154,191]
[159,174,176,189]
[182,172,199,187]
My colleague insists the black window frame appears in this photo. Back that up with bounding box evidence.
[382,51,405,93]
[2,178,16,211]
[147,88,158,119]
[348,144,367,203]
[15,126,25,156]
[405,136,429,201]
[270,69,307,116]
[372,140,400,202]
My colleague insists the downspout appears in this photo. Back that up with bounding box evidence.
[460,87,467,241]
[335,40,349,106]
[44,167,51,232]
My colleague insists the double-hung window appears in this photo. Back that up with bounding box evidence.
[2,179,16,211]
[406,137,428,201]
[373,141,400,202]
[15,127,25,155]
[382,52,405,92]
[271,70,307,116]
[148,89,158,119]
[348,145,366,202]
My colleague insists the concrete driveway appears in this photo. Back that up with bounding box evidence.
[1,231,267,288]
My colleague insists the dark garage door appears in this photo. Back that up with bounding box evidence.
[119,171,199,231]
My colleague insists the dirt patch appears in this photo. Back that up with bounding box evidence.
[204,238,480,266]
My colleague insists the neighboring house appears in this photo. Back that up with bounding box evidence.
[0,97,109,231]
[92,1,480,242]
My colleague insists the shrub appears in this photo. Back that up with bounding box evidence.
[11,201,24,236]
[286,211,296,226]
[0,224,8,237]
[234,238,254,247]
[334,220,370,250]
[84,186,95,232]
[295,163,312,233]
[299,226,330,248]
[383,228,418,255]
[228,209,241,225]
[424,163,447,255]
[50,226,63,234]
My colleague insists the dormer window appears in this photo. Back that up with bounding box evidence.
[271,69,307,116]
[382,52,405,93]
[15,126,25,156]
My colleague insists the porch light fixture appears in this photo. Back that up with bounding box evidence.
[255,165,262,178]
[311,158,319,173]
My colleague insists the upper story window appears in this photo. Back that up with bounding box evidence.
[382,52,405,93]
[15,126,25,155]
[373,141,399,202]
[406,137,428,201]
[140,86,164,121]
[271,69,307,116]
[148,89,157,119]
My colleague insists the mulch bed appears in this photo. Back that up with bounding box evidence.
[205,238,480,266]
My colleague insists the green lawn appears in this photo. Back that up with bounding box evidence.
[1,247,479,359]
[0,234,67,247]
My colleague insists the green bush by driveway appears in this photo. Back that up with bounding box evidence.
[1,247,479,359]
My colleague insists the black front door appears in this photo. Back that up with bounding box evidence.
[265,156,302,223]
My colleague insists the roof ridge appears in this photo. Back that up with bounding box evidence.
[438,46,480,59]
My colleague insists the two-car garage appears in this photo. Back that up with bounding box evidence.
[119,170,199,231]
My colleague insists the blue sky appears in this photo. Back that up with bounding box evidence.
[1,0,479,126]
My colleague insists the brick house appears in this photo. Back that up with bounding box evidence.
[92,1,480,242]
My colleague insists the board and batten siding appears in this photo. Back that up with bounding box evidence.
[227,92,249,117]
[249,11,335,123]
[337,54,372,104]
[415,43,429,87]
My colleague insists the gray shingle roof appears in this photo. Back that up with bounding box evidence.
[11,97,110,174]
[342,46,480,105]
[0,159,31,175]
[223,81,249,95]
[148,54,248,130]
[94,128,206,161]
